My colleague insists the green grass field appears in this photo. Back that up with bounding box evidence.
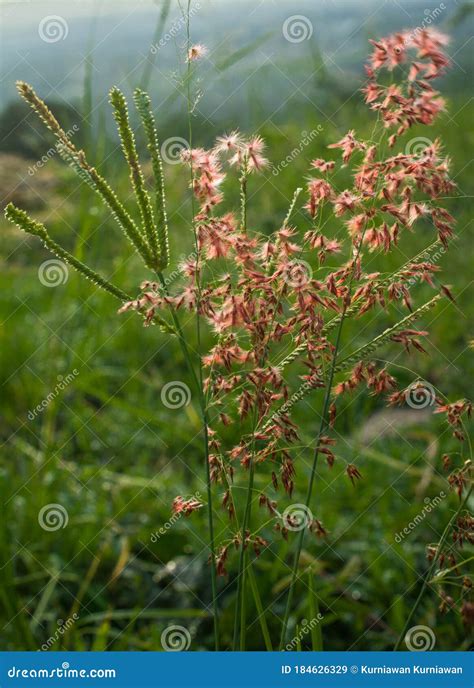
[0,2,473,651]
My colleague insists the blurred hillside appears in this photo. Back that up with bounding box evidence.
[1,0,473,152]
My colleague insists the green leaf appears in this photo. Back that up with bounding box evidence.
[307,572,323,651]
[247,565,273,651]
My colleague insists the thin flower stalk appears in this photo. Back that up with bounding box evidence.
[394,484,473,651]
[278,230,367,648]
[182,0,220,649]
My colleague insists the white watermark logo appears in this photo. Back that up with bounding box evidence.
[394,491,446,543]
[283,15,313,43]
[284,614,323,651]
[28,369,79,420]
[405,381,436,409]
[281,504,313,532]
[161,625,191,651]
[150,2,201,54]
[40,614,79,651]
[38,16,69,43]
[405,4,446,45]
[161,137,189,165]
[405,625,436,651]
[161,381,191,409]
[150,492,201,542]
[38,259,69,287]
[272,127,323,176]
[38,504,69,531]
[28,124,79,176]
[405,136,433,158]
[283,260,313,288]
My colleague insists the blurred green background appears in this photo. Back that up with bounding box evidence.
[0,0,472,651]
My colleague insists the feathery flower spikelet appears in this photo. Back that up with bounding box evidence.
[187,44,208,62]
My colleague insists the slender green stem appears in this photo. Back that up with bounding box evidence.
[276,113,386,641]
[157,272,219,650]
[279,238,365,649]
[247,564,273,651]
[394,485,473,651]
[233,186,304,649]
[233,462,255,649]
[232,158,253,650]
[180,0,220,649]
[239,163,248,231]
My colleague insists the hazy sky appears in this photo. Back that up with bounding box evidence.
[0,0,465,122]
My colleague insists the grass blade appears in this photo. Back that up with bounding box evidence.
[307,572,323,651]
[247,564,273,651]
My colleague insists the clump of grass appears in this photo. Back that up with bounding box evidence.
[5,23,472,652]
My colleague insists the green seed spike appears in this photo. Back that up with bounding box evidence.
[264,296,441,431]
[4,204,175,334]
[109,87,160,265]
[283,186,303,228]
[14,82,154,271]
[133,88,169,270]
[4,203,130,302]
[276,239,444,372]
[56,144,155,270]
[333,295,441,373]
[16,81,75,152]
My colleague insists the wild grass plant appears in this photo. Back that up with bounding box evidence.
[4,14,472,652]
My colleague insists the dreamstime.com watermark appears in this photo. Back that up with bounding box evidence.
[270,372,321,426]
[163,250,198,287]
[27,369,79,420]
[27,124,79,176]
[40,614,79,651]
[284,614,324,651]
[394,491,446,543]
[272,127,323,176]
[150,3,201,54]
[7,662,116,679]
[150,491,201,542]
[404,4,446,45]
[407,242,446,288]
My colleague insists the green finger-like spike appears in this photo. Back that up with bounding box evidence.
[133,88,169,270]
[333,295,441,373]
[14,82,154,272]
[4,204,174,333]
[277,239,444,372]
[4,203,130,302]
[265,296,441,431]
[16,81,75,152]
[56,143,155,270]
[109,87,159,265]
